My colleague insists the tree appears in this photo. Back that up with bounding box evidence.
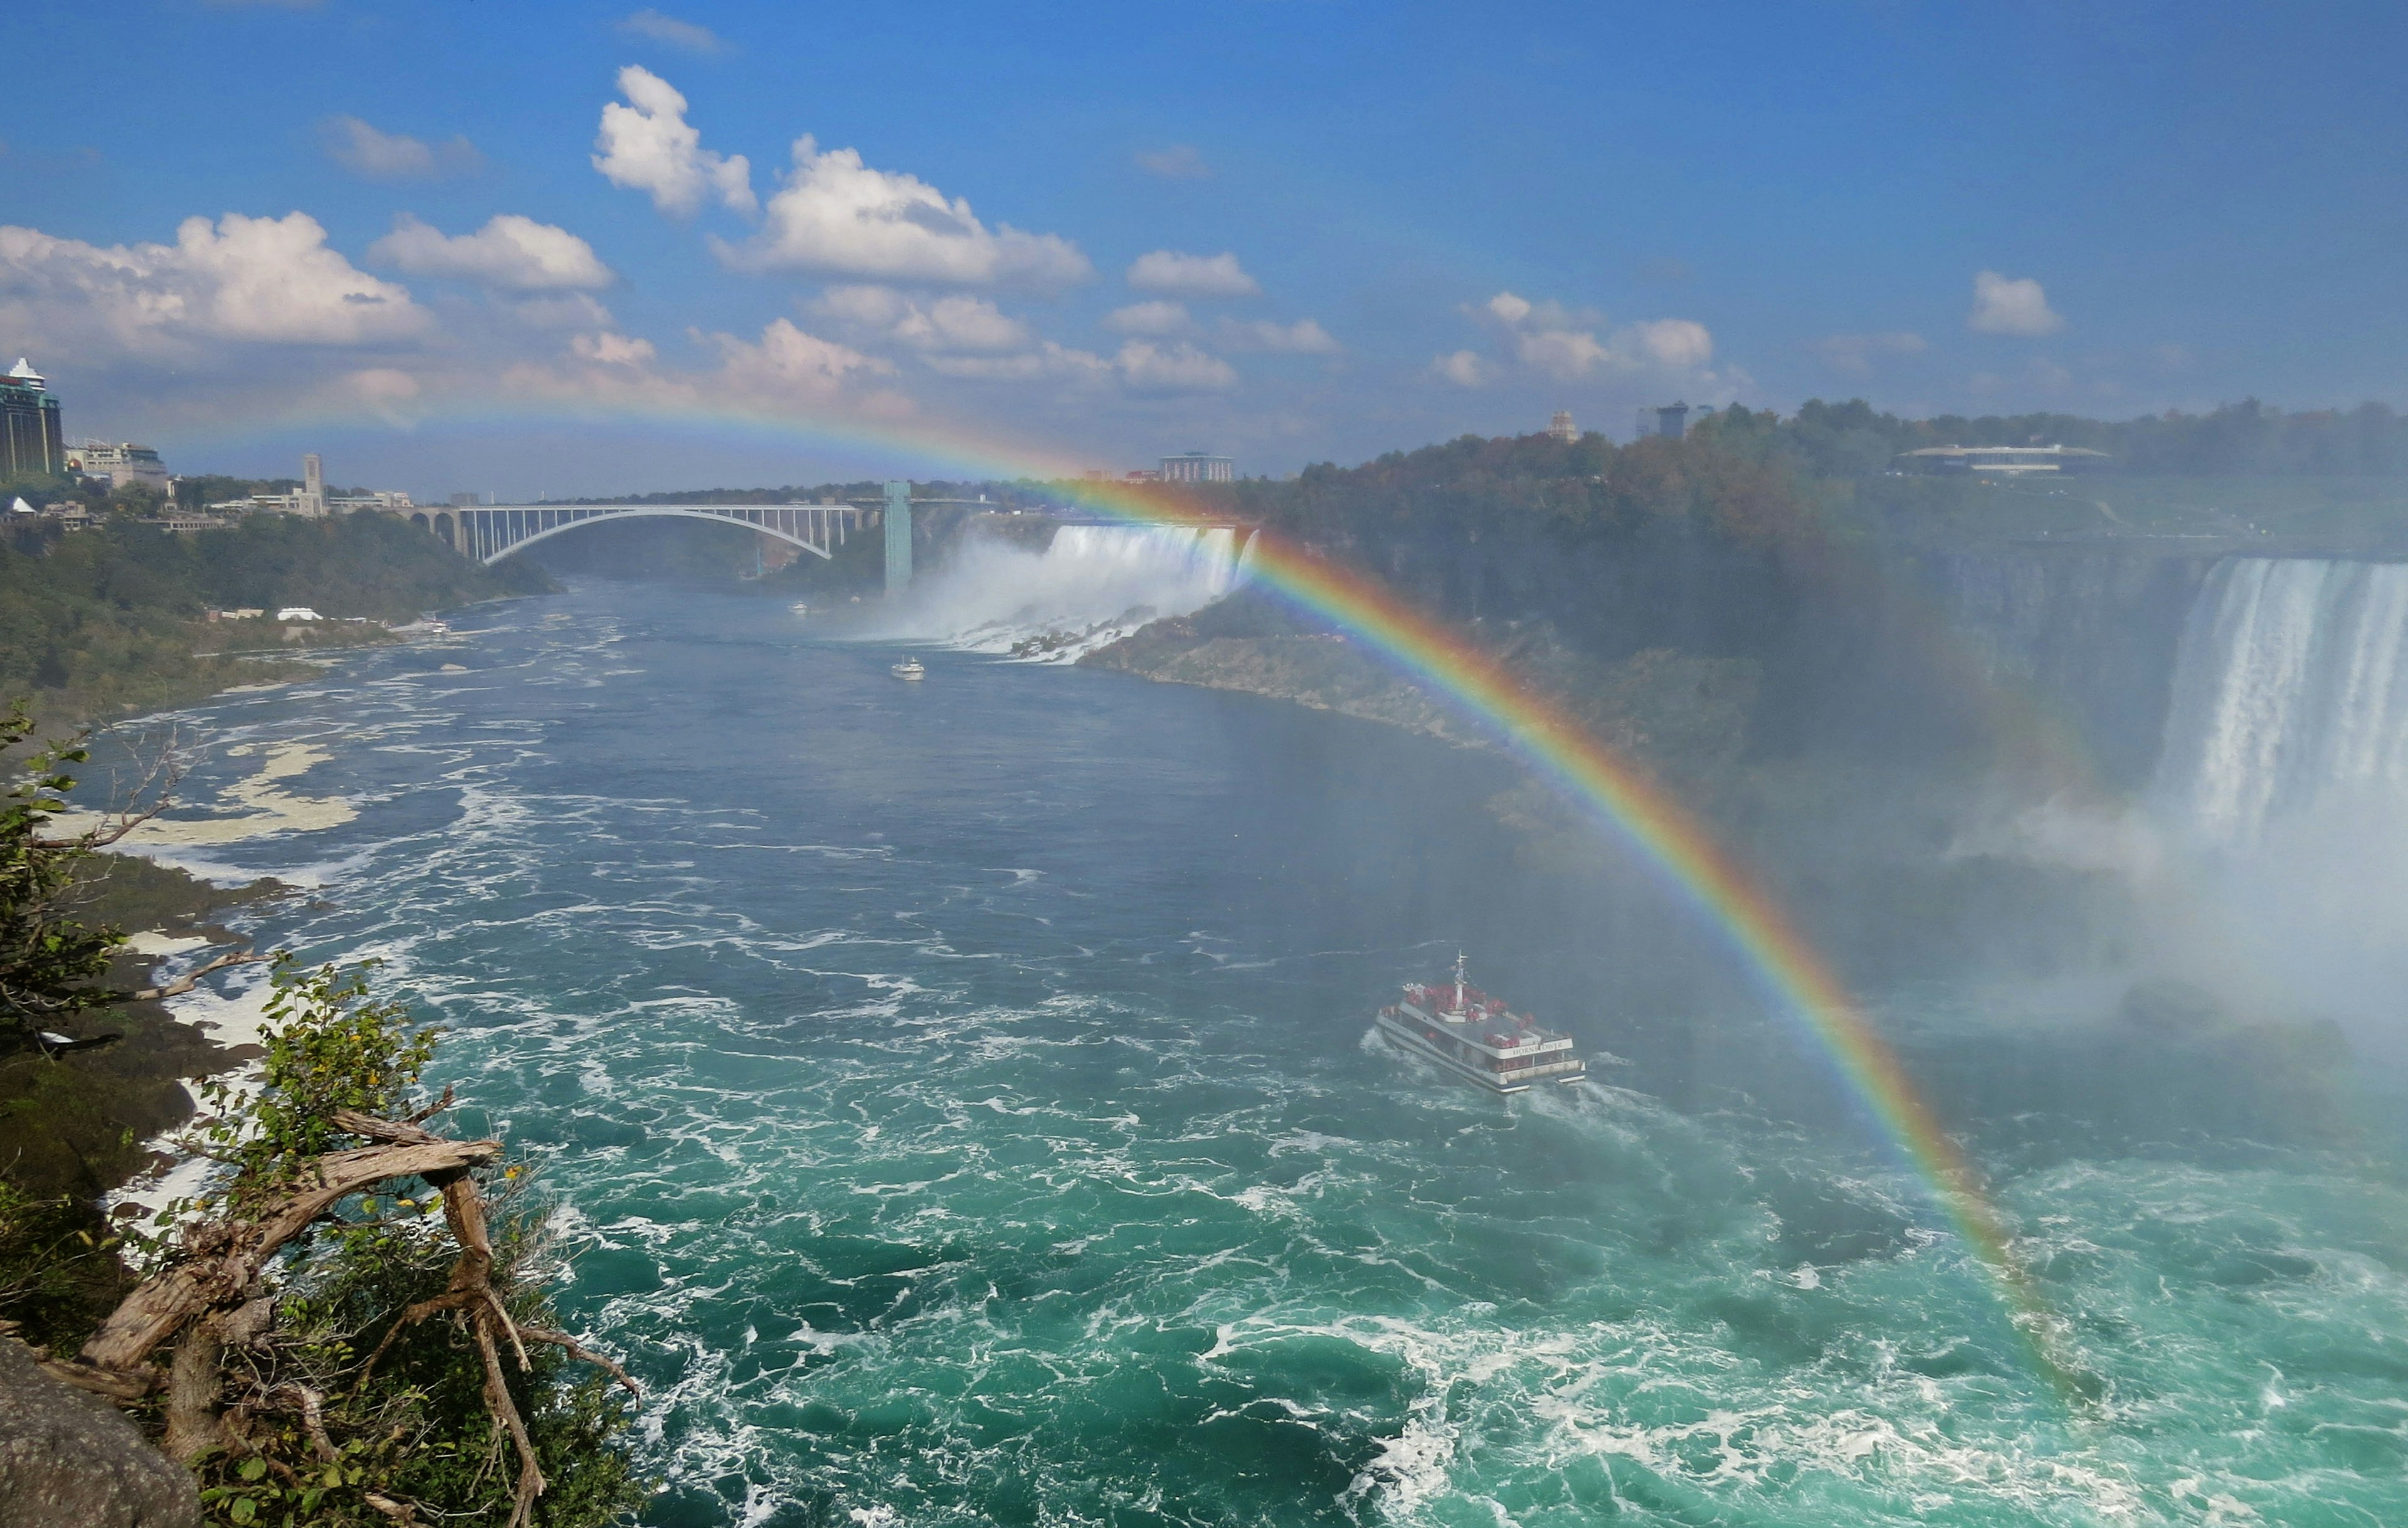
[42,957,648,1527]
[0,705,248,1055]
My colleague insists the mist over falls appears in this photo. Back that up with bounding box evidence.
[872,522,1249,659]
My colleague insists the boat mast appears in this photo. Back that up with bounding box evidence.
[1454,951,1467,1013]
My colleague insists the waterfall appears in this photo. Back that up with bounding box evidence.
[2152,558,2408,847]
[875,523,1249,660]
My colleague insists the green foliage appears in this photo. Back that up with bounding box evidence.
[1735,395,2408,478]
[161,961,647,1527]
[0,1178,131,1351]
[0,705,125,1043]
[0,512,544,715]
[193,958,439,1198]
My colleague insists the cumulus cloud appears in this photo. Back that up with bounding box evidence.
[1104,300,1192,336]
[511,316,910,416]
[1126,249,1259,298]
[320,115,480,179]
[368,213,613,292]
[1135,145,1211,179]
[721,138,1089,288]
[701,316,892,403]
[1460,291,1714,382]
[1968,270,2063,337]
[1431,349,1495,387]
[1115,339,1237,394]
[0,213,424,357]
[593,66,755,218]
[571,331,658,366]
[1220,317,1339,354]
[813,284,1031,352]
[921,335,1233,394]
[1625,317,1713,370]
[615,9,726,53]
[1812,330,1927,376]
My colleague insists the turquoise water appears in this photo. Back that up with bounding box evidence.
[140,584,2408,1526]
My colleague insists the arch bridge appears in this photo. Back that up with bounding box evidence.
[410,502,873,567]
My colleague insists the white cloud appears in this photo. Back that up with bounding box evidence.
[504,316,914,423]
[1812,330,1927,376]
[721,137,1089,288]
[923,337,1233,394]
[1514,326,1610,380]
[703,316,890,401]
[1105,300,1192,335]
[369,213,613,292]
[0,213,424,357]
[1626,317,1713,370]
[502,292,616,330]
[593,66,755,218]
[1968,270,2063,337]
[571,331,658,366]
[342,366,421,423]
[813,284,1030,352]
[1459,290,1715,382]
[1116,339,1236,394]
[1135,145,1211,179]
[1220,317,1338,354]
[615,9,726,53]
[320,115,480,179]
[1431,349,1495,387]
[928,341,1114,384]
[1126,250,1259,298]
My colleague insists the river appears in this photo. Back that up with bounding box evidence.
[124,579,2408,1527]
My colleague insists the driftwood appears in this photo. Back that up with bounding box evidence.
[51,1106,637,1528]
[129,949,267,1003]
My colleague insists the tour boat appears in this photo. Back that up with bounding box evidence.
[891,658,926,681]
[1374,953,1585,1093]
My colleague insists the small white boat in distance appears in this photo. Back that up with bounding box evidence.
[1375,952,1585,1093]
[891,658,926,681]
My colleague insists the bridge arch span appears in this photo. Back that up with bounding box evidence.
[441,503,865,566]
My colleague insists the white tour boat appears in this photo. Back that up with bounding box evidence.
[1374,953,1585,1093]
[891,657,926,681]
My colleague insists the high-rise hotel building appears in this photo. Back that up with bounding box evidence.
[1,358,65,479]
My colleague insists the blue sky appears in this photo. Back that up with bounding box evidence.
[3,0,2402,497]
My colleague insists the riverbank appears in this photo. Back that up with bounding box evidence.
[0,846,292,1199]
[1081,590,1760,799]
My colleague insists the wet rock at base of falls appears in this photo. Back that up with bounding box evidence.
[0,1337,198,1528]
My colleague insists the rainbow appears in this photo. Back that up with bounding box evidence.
[209,398,2083,1397]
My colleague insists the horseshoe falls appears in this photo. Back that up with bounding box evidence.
[2153,557,2408,847]
[129,582,2408,1528]
[2144,556,2408,1056]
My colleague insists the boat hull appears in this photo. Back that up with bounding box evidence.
[1373,1013,1585,1093]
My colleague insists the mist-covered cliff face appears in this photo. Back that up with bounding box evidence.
[1889,544,2220,786]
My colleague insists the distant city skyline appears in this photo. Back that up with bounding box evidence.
[4,1,2404,498]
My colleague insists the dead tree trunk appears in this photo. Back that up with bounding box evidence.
[51,1109,637,1528]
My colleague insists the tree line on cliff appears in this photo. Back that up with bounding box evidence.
[0,513,547,718]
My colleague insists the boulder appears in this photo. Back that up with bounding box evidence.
[0,1336,197,1528]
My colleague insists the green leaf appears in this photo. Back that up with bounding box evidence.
[238,1456,268,1483]
[229,1497,258,1524]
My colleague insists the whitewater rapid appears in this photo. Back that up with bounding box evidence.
[97,581,2408,1528]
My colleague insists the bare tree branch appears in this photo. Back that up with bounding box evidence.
[129,949,267,1002]
[76,1135,504,1375]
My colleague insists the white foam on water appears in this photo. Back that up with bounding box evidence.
[865,523,1248,660]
